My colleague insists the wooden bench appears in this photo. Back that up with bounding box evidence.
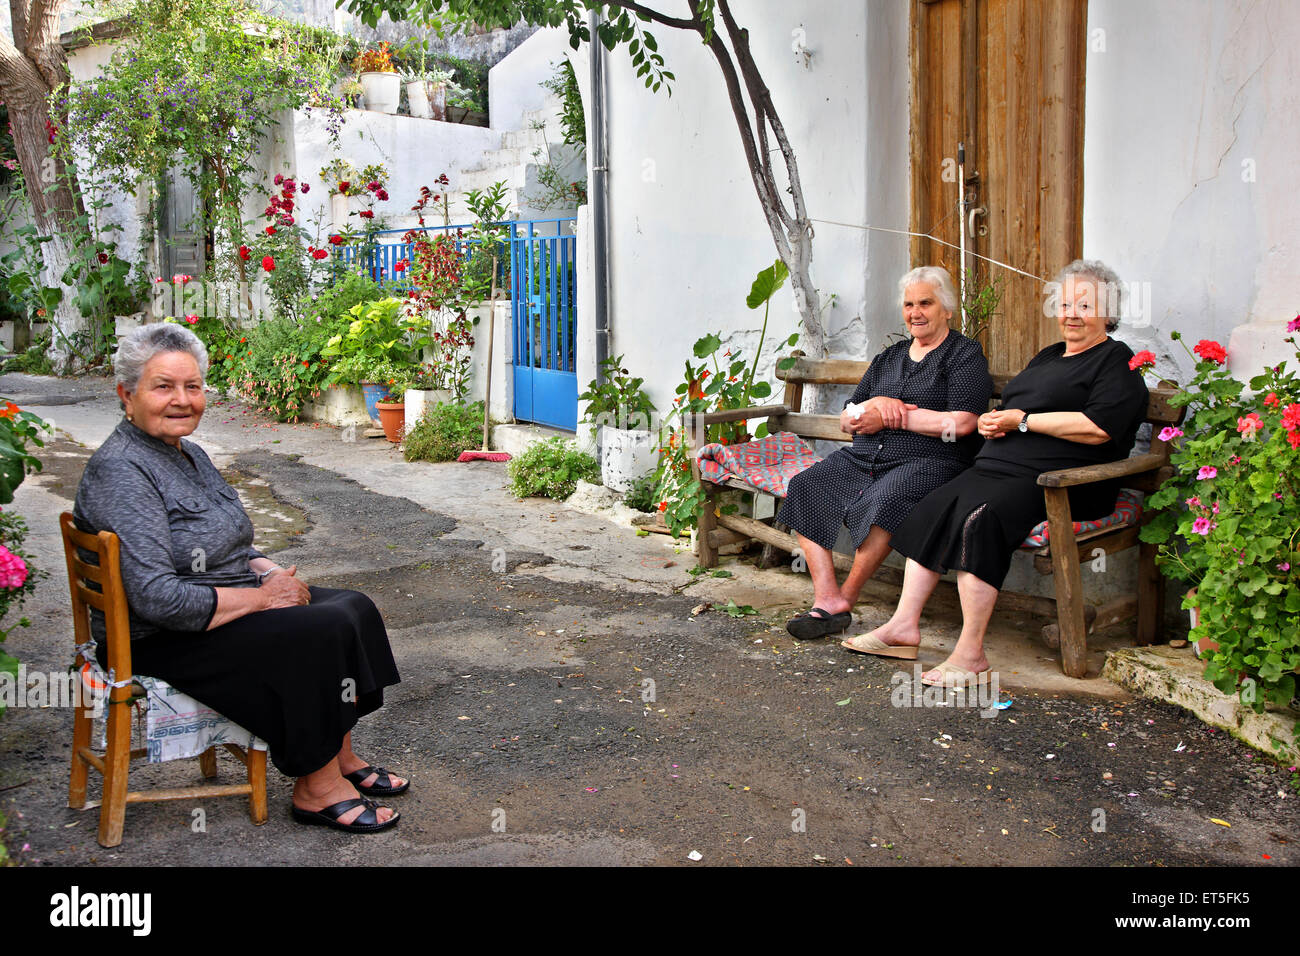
[687,354,1184,678]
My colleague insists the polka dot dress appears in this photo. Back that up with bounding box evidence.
[776,331,993,551]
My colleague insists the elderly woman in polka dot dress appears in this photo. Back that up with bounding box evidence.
[781,266,993,640]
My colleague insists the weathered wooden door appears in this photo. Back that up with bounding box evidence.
[161,165,205,282]
[910,0,1087,376]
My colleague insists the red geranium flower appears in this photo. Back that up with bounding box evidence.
[184,314,199,324]
[1193,339,1227,364]
[262,256,276,272]
[1127,350,1156,371]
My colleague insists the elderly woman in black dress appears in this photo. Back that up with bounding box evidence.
[74,323,406,833]
[781,266,993,639]
[842,260,1149,685]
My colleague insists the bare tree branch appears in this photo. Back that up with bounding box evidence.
[605,0,697,32]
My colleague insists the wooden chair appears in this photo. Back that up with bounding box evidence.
[60,512,268,848]
[688,356,1185,678]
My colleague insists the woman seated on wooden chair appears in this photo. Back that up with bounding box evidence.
[781,265,993,640]
[73,323,407,834]
[842,260,1150,685]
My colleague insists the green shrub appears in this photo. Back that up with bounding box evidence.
[1,334,53,375]
[302,272,387,324]
[507,436,599,500]
[403,401,484,463]
[623,469,658,513]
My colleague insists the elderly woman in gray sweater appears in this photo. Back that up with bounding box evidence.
[74,323,406,834]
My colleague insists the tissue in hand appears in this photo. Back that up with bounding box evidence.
[845,402,864,420]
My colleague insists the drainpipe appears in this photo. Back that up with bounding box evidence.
[588,9,611,383]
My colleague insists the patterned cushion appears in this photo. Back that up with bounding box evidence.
[696,431,821,498]
[1020,489,1143,549]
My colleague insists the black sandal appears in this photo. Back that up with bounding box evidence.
[291,796,399,833]
[343,764,410,796]
[786,607,853,640]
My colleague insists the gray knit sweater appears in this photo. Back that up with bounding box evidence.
[73,418,267,640]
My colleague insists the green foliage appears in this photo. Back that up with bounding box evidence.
[543,58,585,148]
[402,401,484,462]
[320,298,432,385]
[344,0,686,93]
[461,181,511,303]
[623,469,658,513]
[57,0,346,262]
[651,260,799,535]
[0,403,46,504]
[1139,329,1300,724]
[507,436,600,500]
[303,272,388,324]
[579,353,656,439]
[960,266,1003,341]
[1,336,55,376]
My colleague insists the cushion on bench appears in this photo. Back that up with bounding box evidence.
[1020,489,1143,549]
[696,431,820,497]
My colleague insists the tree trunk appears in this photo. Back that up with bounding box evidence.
[1,0,92,373]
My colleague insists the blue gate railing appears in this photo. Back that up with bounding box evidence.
[338,218,579,431]
[509,218,578,431]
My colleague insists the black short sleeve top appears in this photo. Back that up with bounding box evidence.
[977,337,1150,475]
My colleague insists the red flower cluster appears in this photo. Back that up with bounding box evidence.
[328,235,345,246]
[359,210,374,219]
[238,245,251,261]
[262,256,276,272]
[1128,350,1156,371]
[311,248,328,260]
[1193,339,1227,365]
[1283,403,1300,450]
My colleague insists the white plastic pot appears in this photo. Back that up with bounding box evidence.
[331,193,349,230]
[406,80,431,119]
[359,72,400,114]
[599,425,657,493]
[405,388,452,436]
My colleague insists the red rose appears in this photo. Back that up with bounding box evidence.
[376,189,389,201]
[328,235,344,245]
[262,256,275,272]
[1193,339,1227,364]
[300,183,310,194]
[280,214,295,226]
[311,248,328,260]
[366,181,381,192]
[283,180,296,194]
[394,260,407,272]
[265,226,276,236]
[338,181,349,192]
[281,199,294,212]
[96,251,109,264]
[274,174,284,186]
[264,206,275,217]
[238,245,250,261]
[359,210,374,219]
[1127,350,1156,371]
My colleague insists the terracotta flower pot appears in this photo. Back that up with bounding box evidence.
[375,401,406,443]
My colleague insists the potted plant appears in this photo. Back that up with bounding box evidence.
[369,361,414,443]
[353,43,400,114]
[403,361,452,437]
[1139,322,1300,713]
[321,297,433,425]
[579,354,658,493]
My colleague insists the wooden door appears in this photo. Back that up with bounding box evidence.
[910,0,1086,377]
[162,165,205,282]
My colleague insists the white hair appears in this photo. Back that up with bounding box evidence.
[898,265,958,314]
[114,322,209,393]
[1053,259,1124,333]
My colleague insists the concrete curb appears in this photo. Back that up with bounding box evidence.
[1103,646,1300,763]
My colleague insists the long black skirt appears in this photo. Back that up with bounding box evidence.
[101,587,400,777]
[890,460,1120,590]
[776,447,966,551]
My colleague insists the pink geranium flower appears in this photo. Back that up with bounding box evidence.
[0,545,28,589]
[1158,426,1183,442]
[1197,466,1217,480]
[1236,413,1263,438]
[1191,517,1213,536]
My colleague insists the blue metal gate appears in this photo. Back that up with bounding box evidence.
[509,219,578,431]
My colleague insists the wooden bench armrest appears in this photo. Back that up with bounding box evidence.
[1036,452,1165,488]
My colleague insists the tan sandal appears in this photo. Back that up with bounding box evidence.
[919,661,993,688]
[840,633,919,660]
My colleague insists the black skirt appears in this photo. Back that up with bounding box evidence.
[776,446,966,552]
[101,587,401,777]
[890,461,1120,589]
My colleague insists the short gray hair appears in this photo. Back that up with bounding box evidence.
[898,265,958,314]
[1053,259,1124,333]
[114,322,209,394]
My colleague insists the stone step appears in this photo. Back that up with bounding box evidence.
[491,421,577,459]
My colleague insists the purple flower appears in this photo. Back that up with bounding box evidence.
[1197,466,1217,480]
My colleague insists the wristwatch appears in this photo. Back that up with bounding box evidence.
[1018,413,1030,433]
